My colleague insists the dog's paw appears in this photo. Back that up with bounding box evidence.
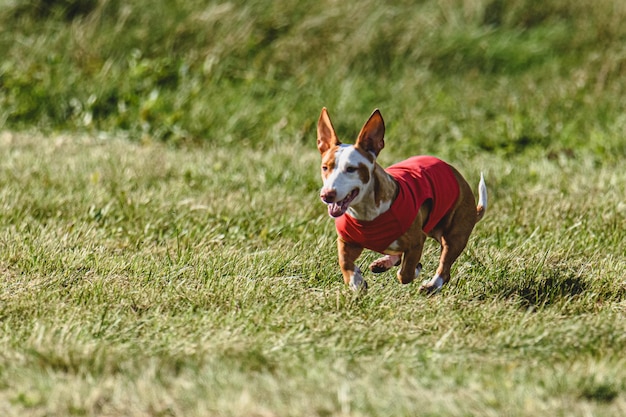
[418,274,444,295]
[351,279,368,293]
[369,255,401,273]
[349,267,368,292]
[396,262,423,285]
[350,280,368,293]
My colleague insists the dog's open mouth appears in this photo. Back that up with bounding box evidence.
[327,189,359,217]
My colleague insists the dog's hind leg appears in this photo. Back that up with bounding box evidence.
[369,254,401,273]
[419,228,471,294]
[420,173,480,294]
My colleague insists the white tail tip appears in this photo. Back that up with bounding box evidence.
[477,172,487,217]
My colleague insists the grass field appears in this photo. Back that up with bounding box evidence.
[1,0,626,416]
[1,132,625,416]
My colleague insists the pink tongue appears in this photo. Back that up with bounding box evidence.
[327,190,358,217]
[328,202,345,217]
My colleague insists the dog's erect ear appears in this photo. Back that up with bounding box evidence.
[356,109,385,156]
[317,107,341,154]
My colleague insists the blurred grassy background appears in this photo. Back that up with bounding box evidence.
[1,0,625,159]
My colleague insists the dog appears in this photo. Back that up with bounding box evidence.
[317,108,487,293]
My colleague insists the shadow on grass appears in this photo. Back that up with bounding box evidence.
[481,261,626,310]
[506,274,589,309]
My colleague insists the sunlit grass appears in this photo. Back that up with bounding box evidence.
[1,133,625,416]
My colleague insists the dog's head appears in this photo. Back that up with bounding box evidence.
[317,108,385,217]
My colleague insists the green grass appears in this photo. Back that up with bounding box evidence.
[1,132,625,416]
[1,0,626,415]
[1,0,626,158]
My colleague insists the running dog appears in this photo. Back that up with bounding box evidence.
[317,108,487,293]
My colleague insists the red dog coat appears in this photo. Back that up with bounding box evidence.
[335,156,460,253]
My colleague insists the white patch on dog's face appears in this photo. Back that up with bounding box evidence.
[320,145,374,217]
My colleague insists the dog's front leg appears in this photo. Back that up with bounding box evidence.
[397,236,425,285]
[337,238,366,291]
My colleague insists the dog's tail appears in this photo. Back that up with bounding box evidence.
[476,172,487,222]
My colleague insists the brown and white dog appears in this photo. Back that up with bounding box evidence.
[317,108,487,293]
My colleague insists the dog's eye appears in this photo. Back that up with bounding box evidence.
[322,165,328,172]
[346,166,357,173]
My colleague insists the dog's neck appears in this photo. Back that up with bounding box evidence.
[347,162,398,221]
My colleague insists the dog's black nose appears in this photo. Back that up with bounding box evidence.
[320,189,336,203]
